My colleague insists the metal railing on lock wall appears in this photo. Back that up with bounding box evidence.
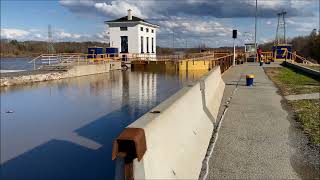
[286,51,315,64]
[28,53,121,70]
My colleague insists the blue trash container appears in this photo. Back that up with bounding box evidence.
[246,74,255,86]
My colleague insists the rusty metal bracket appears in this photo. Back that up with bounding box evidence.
[112,128,147,180]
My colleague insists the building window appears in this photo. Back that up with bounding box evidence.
[146,37,149,53]
[140,27,143,31]
[151,37,154,53]
[120,27,127,31]
[141,36,144,53]
[151,29,154,33]
[146,28,149,32]
[121,36,128,53]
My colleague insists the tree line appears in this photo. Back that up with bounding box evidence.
[0,39,185,57]
[0,39,110,57]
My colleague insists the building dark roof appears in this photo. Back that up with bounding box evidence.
[105,16,159,27]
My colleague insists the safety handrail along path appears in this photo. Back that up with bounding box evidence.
[287,51,314,64]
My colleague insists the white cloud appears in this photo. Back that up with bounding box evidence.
[56,31,81,39]
[253,0,286,8]
[94,1,144,18]
[0,27,106,42]
[1,28,30,39]
[287,18,317,32]
[59,0,95,7]
[290,0,313,9]
[159,18,232,36]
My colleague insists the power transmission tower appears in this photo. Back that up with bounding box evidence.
[275,11,287,45]
[48,24,55,54]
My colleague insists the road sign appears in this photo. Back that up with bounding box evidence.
[273,45,292,60]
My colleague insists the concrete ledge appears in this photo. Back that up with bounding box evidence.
[282,61,320,77]
[0,63,112,87]
[115,66,225,179]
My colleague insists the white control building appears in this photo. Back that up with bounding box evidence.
[105,10,159,60]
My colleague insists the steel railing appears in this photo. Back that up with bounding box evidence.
[287,51,315,64]
[29,53,121,70]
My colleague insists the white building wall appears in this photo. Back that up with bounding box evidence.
[137,24,156,55]
[108,22,157,59]
[109,25,139,54]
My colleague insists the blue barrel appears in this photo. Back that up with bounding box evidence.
[88,47,103,58]
[246,74,255,86]
[106,47,118,57]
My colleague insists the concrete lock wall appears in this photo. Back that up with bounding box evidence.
[178,61,210,71]
[127,66,225,179]
[67,63,110,77]
[0,63,112,87]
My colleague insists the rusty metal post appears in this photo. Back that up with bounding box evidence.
[112,128,147,180]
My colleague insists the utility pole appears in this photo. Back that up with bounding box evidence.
[172,29,175,53]
[283,12,286,44]
[232,30,237,66]
[254,0,257,61]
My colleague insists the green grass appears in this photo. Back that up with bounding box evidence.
[289,99,320,145]
[265,67,320,146]
[264,67,320,95]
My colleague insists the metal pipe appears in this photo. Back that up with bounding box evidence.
[254,0,258,61]
[283,12,286,44]
[233,38,236,66]
[276,14,280,44]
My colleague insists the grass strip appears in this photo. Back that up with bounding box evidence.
[264,67,320,95]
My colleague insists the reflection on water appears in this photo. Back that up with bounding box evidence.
[0,57,33,71]
[0,69,208,180]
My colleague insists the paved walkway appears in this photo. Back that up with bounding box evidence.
[206,63,317,179]
[285,93,320,101]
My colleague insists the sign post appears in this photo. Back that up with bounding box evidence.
[232,30,237,66]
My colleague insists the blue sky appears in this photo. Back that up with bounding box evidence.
[1,0,319,48]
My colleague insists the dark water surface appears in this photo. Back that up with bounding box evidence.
[0,57,34,71]
[0,70,207,180]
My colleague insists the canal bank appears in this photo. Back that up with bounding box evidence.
[0,62,121,87]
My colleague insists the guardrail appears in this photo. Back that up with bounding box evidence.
[214,54,234,73]
[129,52,230,62]
[181,54,233,73]
[29,53,121,70]
[261,51,273,62]
[287,51,315,64]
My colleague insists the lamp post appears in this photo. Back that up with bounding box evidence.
[232,30,237,66]
[254,0,258,61]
